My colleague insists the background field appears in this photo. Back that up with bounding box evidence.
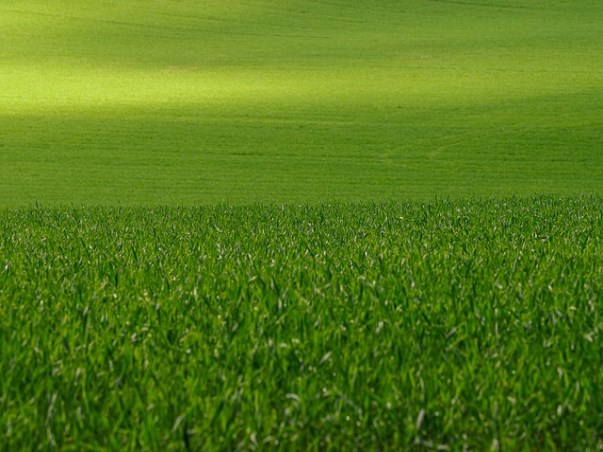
[1,0,602,204]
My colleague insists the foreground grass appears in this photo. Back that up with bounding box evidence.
[1,197,602,449]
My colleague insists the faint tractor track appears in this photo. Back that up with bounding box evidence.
[424,0,532,10]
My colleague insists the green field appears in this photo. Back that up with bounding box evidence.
[2,0,603,449]
[2,199,602,449]
[1,0,602,204]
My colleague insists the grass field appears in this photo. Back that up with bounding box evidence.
[1,0,602,204]
[2,199,602,449]
[2,0,603,450]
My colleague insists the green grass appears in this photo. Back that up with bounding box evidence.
[1,0,602,204]
[2,1,603,449]
[1,198,602,449]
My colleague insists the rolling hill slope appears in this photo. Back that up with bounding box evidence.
[1,0,602,204]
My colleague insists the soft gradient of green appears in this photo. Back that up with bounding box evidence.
[1,0,602,204]
[1,198,602,449]
[2,2,603,449]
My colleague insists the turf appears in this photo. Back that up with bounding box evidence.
[1,198,602,449]
[1,0,602,204]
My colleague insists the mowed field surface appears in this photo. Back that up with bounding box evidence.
[1,0,602,204]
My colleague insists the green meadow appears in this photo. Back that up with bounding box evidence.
[2,200,602,449]
[1,0,603,449]
[1,0,602,204]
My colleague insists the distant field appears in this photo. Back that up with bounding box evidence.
[1,0,602,204]
[1,198,602,449]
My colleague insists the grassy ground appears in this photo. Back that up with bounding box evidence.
[2,1,602,449]
[1,0,602,204]
[1,198,602,449]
